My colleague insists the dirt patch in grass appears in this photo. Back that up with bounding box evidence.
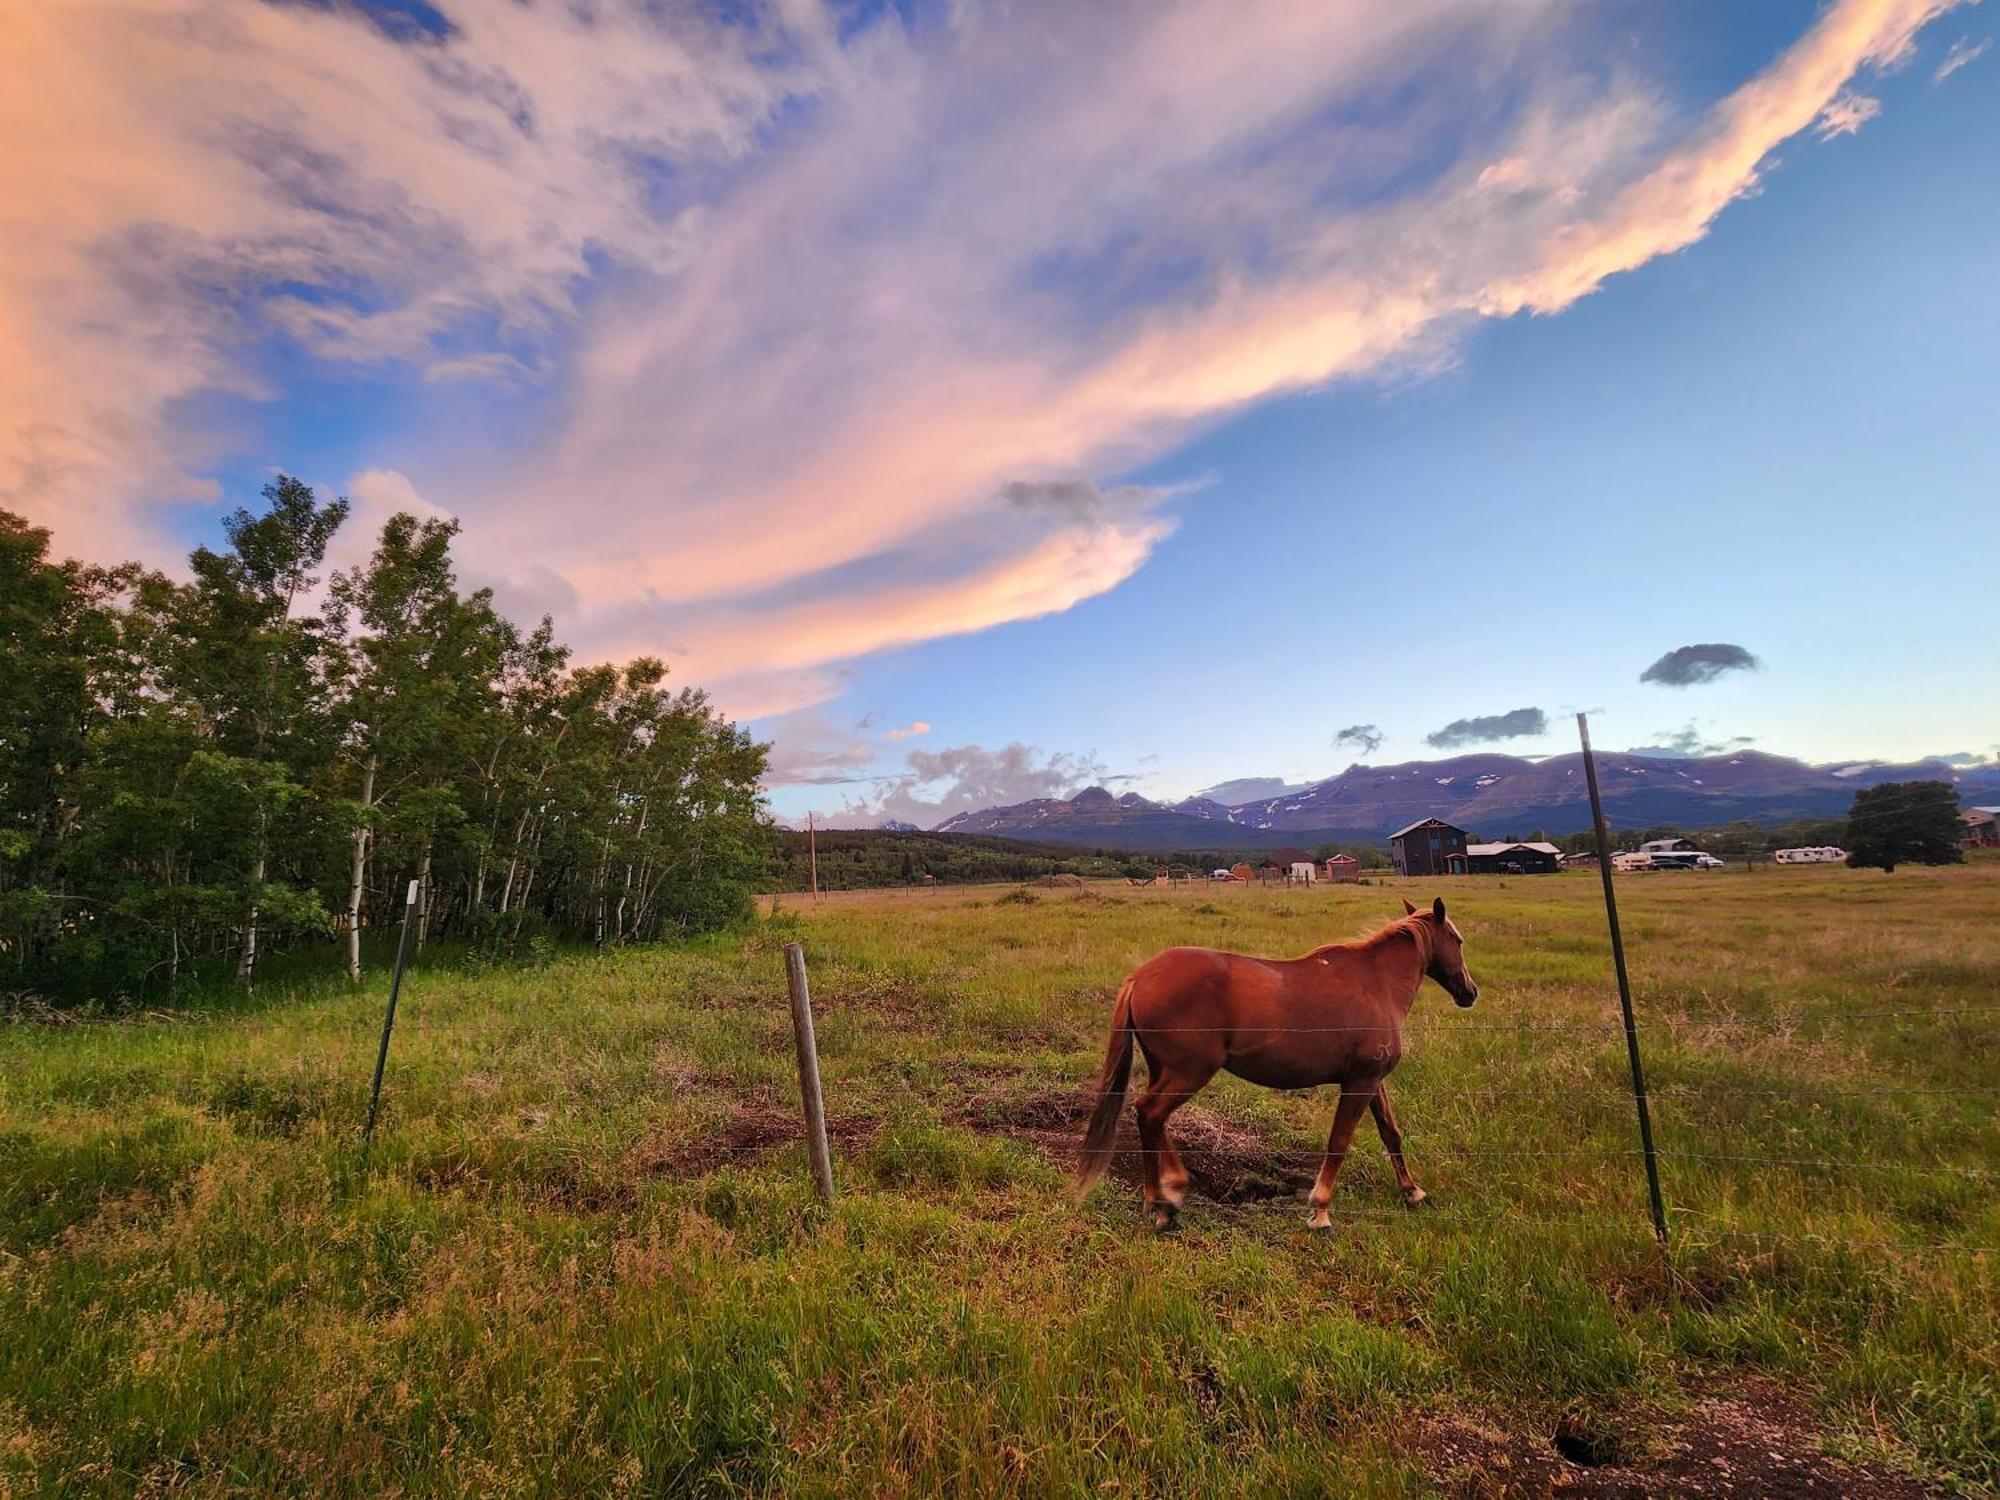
[1417,1379,1934,1498]
[959,1087,1311,1203]
[628,1105,878,1179]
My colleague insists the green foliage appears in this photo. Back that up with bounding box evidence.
[0,483,770,1006]
[1845,781,1965,873]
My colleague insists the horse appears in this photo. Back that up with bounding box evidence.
[1075,897,1479,1230]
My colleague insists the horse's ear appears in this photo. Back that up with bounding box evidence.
[1401,898,1418,915]
[1432,896,1447,924]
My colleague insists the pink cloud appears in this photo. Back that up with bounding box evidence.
[1,0,1966,719]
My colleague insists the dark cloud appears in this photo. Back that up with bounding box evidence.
[1640,642,1760,688]
[1425,706,1547,749]
[1625,724,1755,759]
[1333,723,1383,757]
[998,477,1160,521]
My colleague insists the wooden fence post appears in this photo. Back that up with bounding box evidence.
[783,941,836,1204]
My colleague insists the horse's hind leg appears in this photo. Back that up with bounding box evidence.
[1306,1085,1376,1231]
[1370,1084,1426,1207]
[1135,1062,1216,1230]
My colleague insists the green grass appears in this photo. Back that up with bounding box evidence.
[2,866,1996,1495]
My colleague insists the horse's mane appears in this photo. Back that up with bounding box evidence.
[1300,913,1425,961]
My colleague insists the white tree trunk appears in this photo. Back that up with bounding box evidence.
[238,842,264,986]
[346,755,376,982]
[414,840,434,954]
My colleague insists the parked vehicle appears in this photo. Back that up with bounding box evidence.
[1614,838,1723,871]
[1633,837,1716,870]
[1775,846,1847,865]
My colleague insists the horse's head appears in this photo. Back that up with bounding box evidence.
[1403,896,1478,1007]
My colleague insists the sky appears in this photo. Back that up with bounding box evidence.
[4,0,1996,828]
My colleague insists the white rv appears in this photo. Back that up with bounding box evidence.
[1775,846,1847,865]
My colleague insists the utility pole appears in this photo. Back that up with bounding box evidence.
[808,810,820,903]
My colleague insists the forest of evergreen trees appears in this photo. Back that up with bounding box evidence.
[1,480,769,1006]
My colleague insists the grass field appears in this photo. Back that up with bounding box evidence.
[3,864,1996,1495]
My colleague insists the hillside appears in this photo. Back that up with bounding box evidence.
[933,751,2000,848]
[933,786,1372,851]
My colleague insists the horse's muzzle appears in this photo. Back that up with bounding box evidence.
[1453,982,1479,1008]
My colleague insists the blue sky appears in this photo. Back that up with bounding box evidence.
[829,28,2000,810]
[5,0,1995,827]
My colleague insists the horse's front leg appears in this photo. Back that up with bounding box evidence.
[1306,1084,1376,1231]
[1369,1083,1426,1207]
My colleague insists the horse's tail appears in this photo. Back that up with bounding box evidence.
[1074,977,1138,1198]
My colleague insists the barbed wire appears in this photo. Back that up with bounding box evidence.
[1071,1144,1993,1178]
[1047,1079,2000,1101]
[1657,1150,1994,1178]
[1046,1197,2000,1259]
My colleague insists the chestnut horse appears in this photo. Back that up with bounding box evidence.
[1076,897,1478,1229]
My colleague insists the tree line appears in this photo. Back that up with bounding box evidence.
[1,481,769,1005]
[770,829,1128,891]
[767,829,1400,891]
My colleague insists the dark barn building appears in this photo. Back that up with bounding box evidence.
[1465,840,1561,875]
[1388,818,1469,877]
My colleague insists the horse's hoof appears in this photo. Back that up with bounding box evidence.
[1403,1189,1431,1210]
[1150,1206,1181,1232]
[1306,1213,1334,1233]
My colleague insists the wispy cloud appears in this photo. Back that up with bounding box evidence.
[1191,777,1309,806]
[1816,91,1883,137]
[1934,35,1991,80]
[1426,707,1548,749]
[817,742,1108,829]
[1626,724,1756,758]
[2,0,1964,715]
[761,710,878,788]
[1640,642,1762,687]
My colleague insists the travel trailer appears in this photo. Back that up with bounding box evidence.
[1774,846,1847,865]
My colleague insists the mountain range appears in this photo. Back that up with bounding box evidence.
[931,751,2000,850]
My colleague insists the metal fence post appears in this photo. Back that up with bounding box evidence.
[1577,713,1671,1267]
[363,878,420,1142]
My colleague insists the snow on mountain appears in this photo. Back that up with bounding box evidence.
[922,751,2000,847]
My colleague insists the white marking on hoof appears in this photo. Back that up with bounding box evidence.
[1404,1187,1428,1208]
